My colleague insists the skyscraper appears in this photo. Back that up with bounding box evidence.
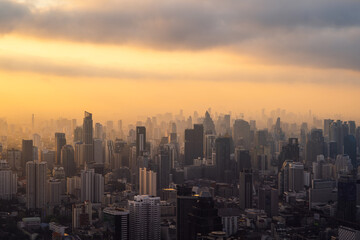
[337,175,356,222]
[215,137,231,182]
[82,111,94,164]
[305,129,324,166]
[233,119,250,148]
[188,191,222,240]
[26,160,47,209]
[258,186,278,217]
[234,148,251,173]
[22,139,33,175]
[0,160,17,200]
[80,168,104,203]
[103,207,130,240]
[128,195,161,240]
[344,135,357,170]
[93,138,104,164]
[61,145,76,177]
[136,126,146,157]
[288,162,304,192]
[55,133,66,166]
[139,168,157,196]
[239,169,253,209]
[176,185,197,240]
[159,146,171,190]
[184,124,204,166]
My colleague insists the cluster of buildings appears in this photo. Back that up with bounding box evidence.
[0,110,360,239]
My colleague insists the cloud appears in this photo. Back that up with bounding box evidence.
[0,0,360,71]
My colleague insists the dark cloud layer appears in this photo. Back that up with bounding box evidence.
[1,0,360,71]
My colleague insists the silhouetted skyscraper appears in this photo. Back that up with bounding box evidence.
[258,186,278,217]
[136,126,146,157]
[55,133,66,165]
[82,111,93,164]
[61,145,76,177]
[176,185,197,240]
[184,124,204,166]
[239,169,253,209]
[344,135,357,169]
[215,137,231,182]
[233,119,250,148]
[337,175,356,222]
[235,148,251,174]
[305,129,324,166]
[21,139,33,175]
[26,160,47,209]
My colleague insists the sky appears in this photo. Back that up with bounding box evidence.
[1,0,360,122]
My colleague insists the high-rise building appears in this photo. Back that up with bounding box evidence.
[7,148,21,171]
[139,168,157,196]
[74,142,84,168]
[136,126,146,157]
[40,149,55,171]
[159,146,171,190]
[337,175,356,222]
[47,179,61,206]
[188,191,222,240]
[103,207,130,240]
[323,119,334,138]
[205,134,216,161]
[72,201,92,230]
[288,162,304,192]
[258,186,278,217]
[344,135,357,169]
[73,127,83,143]
[82,111,94,164]
[234,148,251,173]
[239,169,253,209]
[128,195,161,240]
[184,124,204,166]
[80,168,104,203]
[61,145,76,177]
[305,129,324,166]
[55,133,66,166]
[233,119,250,148]
[215,137,231,182]
[22,139,33,174]
[93,138,104,164]
[94,123,104,140]
[0,160,17,200]
[279,138,299,167]
[176,185,197,240]
[203,111,216,135]
[26,160,47,209]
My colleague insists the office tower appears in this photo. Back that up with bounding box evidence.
[114,139,129,169]
[136,126,146,157]
[344,135,357,169]
[203,111,216,135]
[184,124,204,166]
[258,186,278,217]
[93,139,104,164]
[7,148,21,171]
[105,140,114,169]
[305,129,324,166]
[323,119,333,138]
[349,121,356,136]
[279,138,299,167]
[61,145,76,177]
[177,185,197,240]
[80,168,104,203]
[0,160,17,200]
[94,123,104,140]
[288,162,304,192]
[309,179,337,208]
[139,168,157,196]
[329,141,338,159]
[47,179,61,206]
[215,137,231,182]
[103,207,130,240]
[233,119,250,148]
[235,148,251,173]
[22,139,33,174]
[329,121,345,155]
[335,155,353,175]
[55,133,66,166]
[128,195,161,240]
[239,169,253,209]
[33,133,41,148]
[74,127,83,143]
[26,160,47,209]
[188,191,222,240]
[74,142,83,168]
[255,130,268,147]
[40,149,55,171]
[356,127,360,152]
[159,146,171,190]
[82,111,94,164]
[205,134,216,160]
[337,175,356,222]
[66,176,81,197]
[72,201,92,230]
